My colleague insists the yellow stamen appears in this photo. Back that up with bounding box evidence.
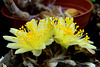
[12,37,15,39]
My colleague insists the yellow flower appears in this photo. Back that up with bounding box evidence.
[3,17,96,55]
[3,18,54,56]
[52,17,96,54]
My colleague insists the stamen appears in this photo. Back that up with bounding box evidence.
[12,37,15,39]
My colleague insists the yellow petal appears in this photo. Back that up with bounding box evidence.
[3,36,18,43]
[15,48,32,54]
[35,43,46,49]
[45,38,54,45]
[81,44,96,50]
[10,28,19,34]
[26,19,37,32]
[54,37,62,44]
[10,28,26,36]
[7,43,21,49]
[59,17,65,26]
[87,49,96,54]
[32,50,42,56]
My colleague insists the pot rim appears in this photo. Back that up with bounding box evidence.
[1,7,30,22]
[73,0,93,18]
[1,0,93,20]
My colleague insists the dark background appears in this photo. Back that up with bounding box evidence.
[0,0,11,57]
[0,0,100,59]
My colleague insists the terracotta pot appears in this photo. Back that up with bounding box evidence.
[43,0,93,28]
[1,0,93,28]
[1,6,30,28]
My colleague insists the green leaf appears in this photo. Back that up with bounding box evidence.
[92,7,95,12]
[89,0,95,2]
